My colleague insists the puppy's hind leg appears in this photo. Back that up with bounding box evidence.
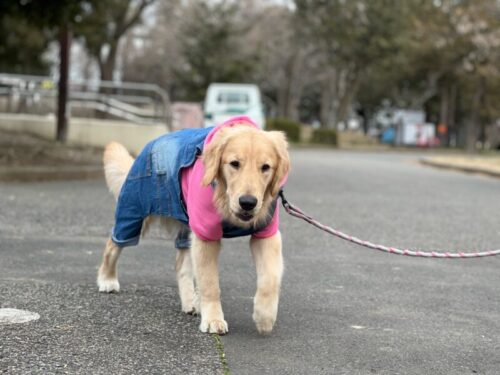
[176,249,198,314]
[97,238,122,293]
[174,225,199,314]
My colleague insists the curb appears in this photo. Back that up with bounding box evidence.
[0,165,103,182]
[419,158,500,179]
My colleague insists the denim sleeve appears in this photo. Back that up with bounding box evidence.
[111,178,146,247]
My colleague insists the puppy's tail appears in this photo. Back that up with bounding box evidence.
[103,142,134,200]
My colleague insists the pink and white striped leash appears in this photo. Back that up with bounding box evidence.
[279,191,500,259]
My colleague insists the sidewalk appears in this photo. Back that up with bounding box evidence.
[420,154,500,178]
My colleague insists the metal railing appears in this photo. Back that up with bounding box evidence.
[0,73,172,129]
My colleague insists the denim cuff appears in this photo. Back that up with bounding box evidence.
[111,226,141,248]
[175,225,192,249]
[175,237,191,249]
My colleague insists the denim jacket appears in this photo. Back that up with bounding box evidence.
[111,127,277,248]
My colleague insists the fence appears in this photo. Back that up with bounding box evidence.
[0,73,172,129]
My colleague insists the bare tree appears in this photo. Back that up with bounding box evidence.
[122,0,183,93]
[245,4,316,121]
[78,0,156,83]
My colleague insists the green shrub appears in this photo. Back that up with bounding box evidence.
[266,117,301,142]
[311,128,338,146]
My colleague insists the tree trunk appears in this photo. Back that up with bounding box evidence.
[410,71,441,109]
[57,24,71,142]
[358,108,368,134]
[336,74,360,129]
[448,83,457,128]
[277,51,305,122]
[319,69,336,128]
[286,90,301,122]
[100,52,116,82]
[100,42,118,89]
[277,76,295,119]
[466,77,485,153]
[447,83,457,146]
[438,82,449,146]
[277,84,288,118]
[95,41,119,118]
[439,83,449,126]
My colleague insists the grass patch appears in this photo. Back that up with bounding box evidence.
[212,333,231,375]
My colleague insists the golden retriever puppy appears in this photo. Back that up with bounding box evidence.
[97,117,289,335]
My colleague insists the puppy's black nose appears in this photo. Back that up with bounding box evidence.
[239,195,257,211]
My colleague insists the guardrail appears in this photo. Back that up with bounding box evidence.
[0,73,172,129]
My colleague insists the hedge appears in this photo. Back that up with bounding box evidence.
[266,117,301,142]
[311,128,338,146]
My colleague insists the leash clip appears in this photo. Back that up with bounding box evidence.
[279,189,290,209]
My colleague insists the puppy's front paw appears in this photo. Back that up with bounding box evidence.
[253,311,276,334]
[181,303,199,315]
[199,319,228,334]
[97,275,120,293]
[181,290,200,315]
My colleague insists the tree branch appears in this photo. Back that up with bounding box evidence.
[115,0,155,39]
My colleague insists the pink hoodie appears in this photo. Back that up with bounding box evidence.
[180,116,280,241]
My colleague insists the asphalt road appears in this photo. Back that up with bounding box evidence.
[1,149,500,374]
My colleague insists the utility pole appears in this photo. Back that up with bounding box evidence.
[56,23,71,142]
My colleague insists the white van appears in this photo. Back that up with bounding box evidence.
[203,83,265,128]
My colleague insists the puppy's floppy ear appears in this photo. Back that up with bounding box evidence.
[268,131,290,197]
[202,130,227,186]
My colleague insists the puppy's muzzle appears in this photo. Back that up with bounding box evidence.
[237,195,258,221]
[239,195,257,211]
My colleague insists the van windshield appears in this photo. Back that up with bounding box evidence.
[217,91,249,105]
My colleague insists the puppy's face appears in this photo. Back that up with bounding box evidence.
[202,125,289,227]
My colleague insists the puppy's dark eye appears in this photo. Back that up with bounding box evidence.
[230,160,240,169]
[261,164,270,172]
